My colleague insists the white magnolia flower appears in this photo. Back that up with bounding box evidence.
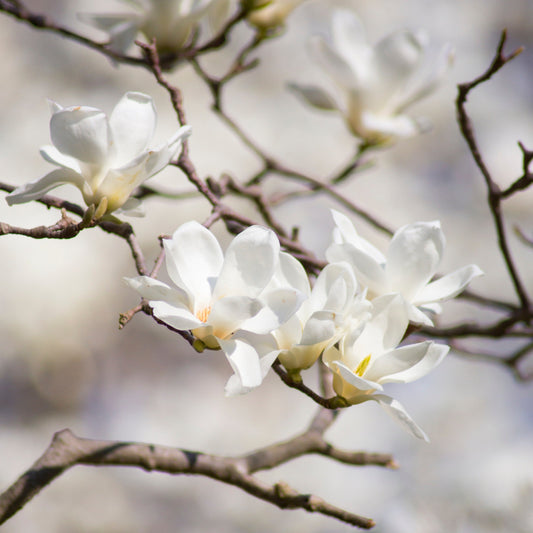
[125,221,303,393]
[6,92,191,216]
[289,9,453,144]
[81,0,232,55]
[323,294,449,441]
[271,257,370,372]
[246,0,306,31]
[326,210,483,326]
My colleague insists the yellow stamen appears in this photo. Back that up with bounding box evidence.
[355,354,371,377]
[196,306,211,323]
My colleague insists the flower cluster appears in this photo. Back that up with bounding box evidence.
[126,212,482,440]
[290,9,453,145]
[81,0,232,55]
[6,92,191,217]
[245,0,307,31]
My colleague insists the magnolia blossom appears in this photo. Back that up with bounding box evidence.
[6,92,191,216]
[289,9,453,144]
[246,0,306,31]
[125,221,303,394]
[326,210,483,326]
[81,0,231,55]
[323,294,449,440]
[271,257,370,372]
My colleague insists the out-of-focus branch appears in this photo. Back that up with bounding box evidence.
[456,31,529,312]
[0,428,379,529]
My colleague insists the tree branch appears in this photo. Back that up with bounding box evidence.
[0,428,377,529]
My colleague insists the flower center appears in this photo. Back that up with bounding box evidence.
[354,354,371,377]
[195,306,212,323]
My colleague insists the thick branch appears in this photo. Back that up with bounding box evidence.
[0,429,376,529]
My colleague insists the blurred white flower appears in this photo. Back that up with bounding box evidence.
[271,257,371,372]
[81,0,232,55]
[6,92,191,216]
[246,0,306,31]
[326,210,483,326]
[323,294,449,440]
[289,8,453,144]
[125,221,303,393]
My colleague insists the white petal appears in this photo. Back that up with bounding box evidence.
[372,31,424,110]
[309,36,358,90]
[300,310,336,345]
[333,361,382,392]
[346,294,408,366]
[365,341,440,383]
[6,168,86,205]
[150,300,203,331]
[288,83,339,111]
[378,342,449,384]
[331,9,368,62]
[164,221,224,308]
[310,262,355,312]
[109,92,156,165]
[123,275,189,307]
[40,145,81,172]
[326,243,386,297]
[144,126,192,177]
[213,226,279,300]
[50,106,111,165]
[240,288,303,334]
[366,394,429,441]
[414,264,483,305]
[330,210,385,262]
[218,337,263,393]
[208,296,263,339]
[273,252,310,297]
[358,111,420,141]
[385,221,444,301]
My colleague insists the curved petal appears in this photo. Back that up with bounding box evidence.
[273,252,310,297]
[109,92,156,165]
[414,264,483,305]
[123,275,189,308]
[6,168,86,205]
[50,106,111,165]
[330,210,385,262]
[164,221,224,308]
[378,342,449,385]
[372,30,424,109]
[288,83,339,111]
[300,310,336,345]
[213,226,279,300]
[218,337,263,393]
[385,221,444,301]
[40,145,81,173]
[326,243,386,297]
[144,125,192,177]
[331,8,368,62]
[333,361,382,392]
[365,341,440,383]
[347,294,408,364]
[357,111,420,141]
[150,300,203,331]
[240,288,303,334]
[309,36,358,90]
[396,43,454,113]
[310,262,356,312]
[364,394,429,441]
[208,296,263,339]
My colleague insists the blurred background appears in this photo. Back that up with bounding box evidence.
[0,0,532,531]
